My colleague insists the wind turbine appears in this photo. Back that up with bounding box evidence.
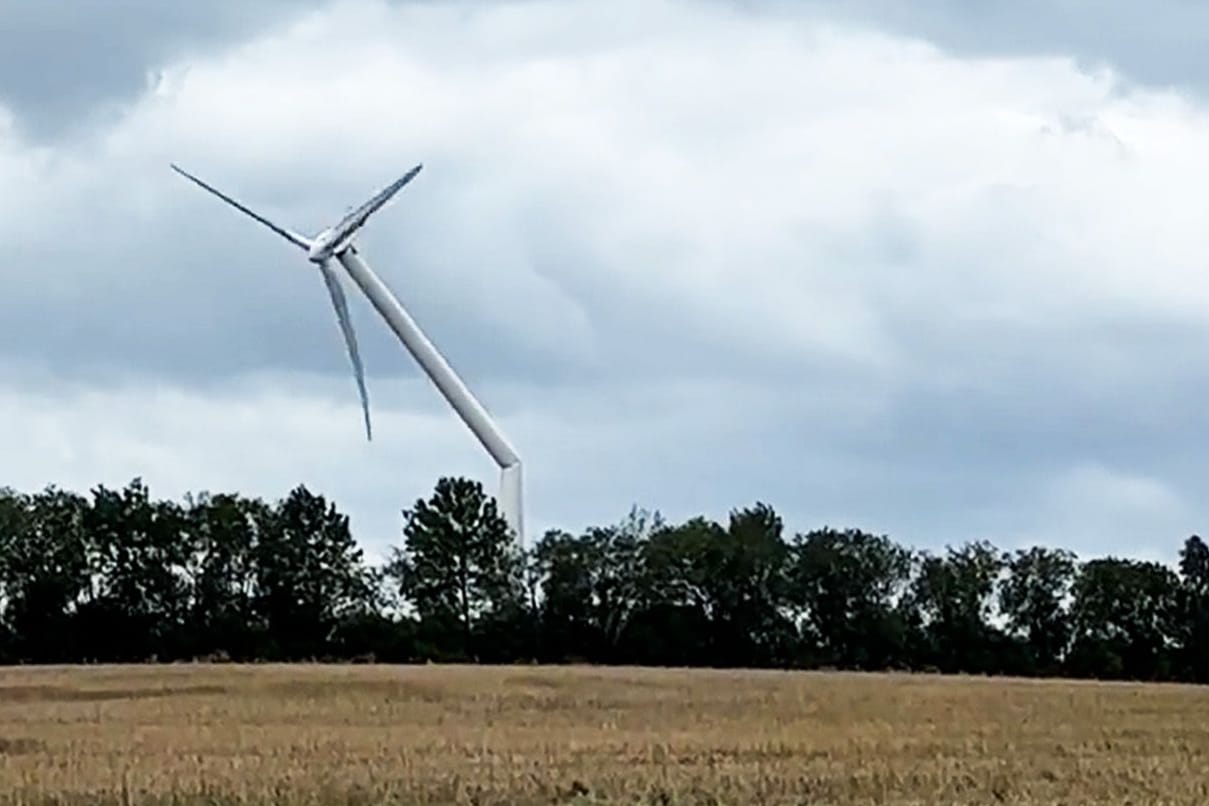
[169,163,525,545]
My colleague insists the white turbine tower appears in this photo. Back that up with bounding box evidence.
[169,163,525,545]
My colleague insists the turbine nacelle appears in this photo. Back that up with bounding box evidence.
[308,220,368,263]
[307,229,343,263]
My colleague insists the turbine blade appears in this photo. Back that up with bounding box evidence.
[170,163,312,251]
[317,258,372,441]
[328,164,423,250]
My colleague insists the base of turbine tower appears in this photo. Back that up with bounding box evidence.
[499,462,524,548]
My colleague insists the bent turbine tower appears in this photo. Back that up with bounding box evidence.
[170,163,524,544]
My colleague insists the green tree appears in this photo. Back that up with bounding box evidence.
[533,528,604,661]
[628,505,795,667]
[77,478,190,661]
[253,485,374,659]
[1178,535,1209,682]
[709,503,797,666]
[533,506,655,663]
[998,546,1077,674]
[788,527,912,670]
[1068,557,1181,681]
[388,476,526,661]
[8,487,90,662]
[627,516,725,665]
[0,487,32,659]
[182,491,266,659]
[906,541,1007,674]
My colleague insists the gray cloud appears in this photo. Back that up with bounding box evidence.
[0,0,328,141]
[762,0,1209,96]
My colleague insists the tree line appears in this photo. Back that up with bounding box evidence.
[0,475,1205,683]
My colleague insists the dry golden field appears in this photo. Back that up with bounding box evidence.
[0,663,1206,805]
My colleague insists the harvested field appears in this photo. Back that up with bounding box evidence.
[0,663,1206,804]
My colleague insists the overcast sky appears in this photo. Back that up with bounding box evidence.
[4,0,1209,565]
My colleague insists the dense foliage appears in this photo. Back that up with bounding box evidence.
[0,476,1205,682]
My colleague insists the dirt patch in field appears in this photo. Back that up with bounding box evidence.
[0,737,46,755]
[262,678,448,703]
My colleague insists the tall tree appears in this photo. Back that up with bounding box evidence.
[627,505,795,667]
[7,487,90,662]
[788,527,912,670]
[253,485,373,659]
[77,478,190,661]
[1068,557,1181,681]
[709,503,796,667]
[0,487,31,660]
[628,516,725,666]
[999,546,1077,674]
[906,541,1006,674]
[533,506,655,663]
[533,528,604,661]
[182,491,265,660]
[1178,535,1209,682]
[388,476,526,661]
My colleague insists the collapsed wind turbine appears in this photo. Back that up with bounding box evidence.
[169,163,525,544]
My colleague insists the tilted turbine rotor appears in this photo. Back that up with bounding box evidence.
[168,162,525,545]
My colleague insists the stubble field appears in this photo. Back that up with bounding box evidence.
[0,663,1206,805]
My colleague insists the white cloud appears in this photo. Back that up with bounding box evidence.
[2,0,1209,562]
